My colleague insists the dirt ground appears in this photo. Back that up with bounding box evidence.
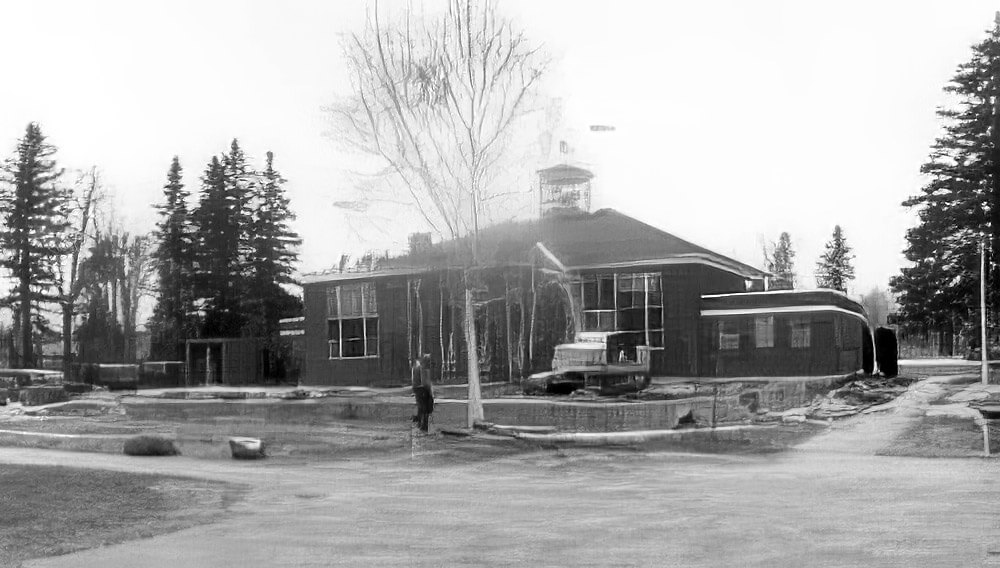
[0,372,996,567]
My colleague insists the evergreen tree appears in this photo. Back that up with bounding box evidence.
[150,157,196,357]
[0,123,71,367]
[891,15,1000,333]
[764,231,796,290]
[815,225,855,293]
[244,151,302,341]
[191,140,253,337]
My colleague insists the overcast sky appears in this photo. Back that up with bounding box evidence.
[1,1,998,297]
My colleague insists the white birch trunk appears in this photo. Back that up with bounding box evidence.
[465,286,484,427]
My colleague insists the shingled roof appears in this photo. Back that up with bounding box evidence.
[304,208,766,283]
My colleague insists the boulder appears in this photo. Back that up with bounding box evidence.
[229,437,266,459]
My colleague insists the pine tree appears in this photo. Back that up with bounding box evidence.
[150,157,196,357]
[243,151,301,341]
[815,225,855,293]
[891,15,1000,333]
[765,231,796,290]
[191,140,254,337]
[0,123,71,367]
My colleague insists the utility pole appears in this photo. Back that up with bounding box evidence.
[981,237,989,385]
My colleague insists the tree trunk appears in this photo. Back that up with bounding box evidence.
[406,279,413,365]
[62,305,73,378]
[518,276,526,379]
[19,278,32,369]
[464,285,484,427]
[505,278,513,382]
[416,279,424,356]
[439,277,446,380]
[528,269,537,371]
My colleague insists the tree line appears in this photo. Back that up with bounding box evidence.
[149,140,301,361]
[891,16,1000,344]
[0,123,300,371]
[762,226,855,294]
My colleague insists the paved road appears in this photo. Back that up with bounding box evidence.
[4,377,999,568]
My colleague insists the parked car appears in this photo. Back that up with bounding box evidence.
[523,331,652,396]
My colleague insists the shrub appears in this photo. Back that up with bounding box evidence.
[123,435,179,457]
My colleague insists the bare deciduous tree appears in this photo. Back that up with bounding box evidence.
[57,167,103,376]
[120,234,155,363]
[330,0,548,425]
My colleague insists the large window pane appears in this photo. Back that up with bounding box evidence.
[755,316,774,348]
[326,288,338,318]
[598,276,615,309]
[647,307,662,329]
[619,309,644,331]
[363,282,378,315]
[649,331,664,348]
[365,318,379,356]
[340,285,363,318]
[582,278,598,310]
[341,318,365,357]
[719,320,740,351]
[790,317,811,348]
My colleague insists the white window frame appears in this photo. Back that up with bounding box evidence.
[576,272,665,349]
[327,283,379,359]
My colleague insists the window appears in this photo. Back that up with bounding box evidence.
[581,275,615,331]
[577,272,664,347]
[789,317,811,349]
[719,320,740,351]
[755,316,774,348]
[327,282,378,358]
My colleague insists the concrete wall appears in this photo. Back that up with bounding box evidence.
[122,375,849,433]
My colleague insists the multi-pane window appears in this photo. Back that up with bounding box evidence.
[789,316,811,349]
[616,273,664,348]
[575,273,664,348]
[581,274,615,331]
[327,282,378,358]
[719,320,740,351]
[754,315,774,348]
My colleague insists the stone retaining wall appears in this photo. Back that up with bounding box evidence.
[122,375,850,432]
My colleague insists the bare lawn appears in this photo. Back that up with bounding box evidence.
[0,465,241,567]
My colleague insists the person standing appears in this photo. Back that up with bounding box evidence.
[411,354,434,433]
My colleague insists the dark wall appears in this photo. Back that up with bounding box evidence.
[660,265,747,377]
[700,312,866,377]
[303,263,758,386]
[303,276,410,387]
[302,268,538,387]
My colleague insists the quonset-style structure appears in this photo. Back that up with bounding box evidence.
[301,164,873,387]
[700,290,873,377]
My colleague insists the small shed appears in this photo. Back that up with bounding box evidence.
[185,338,261,385]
